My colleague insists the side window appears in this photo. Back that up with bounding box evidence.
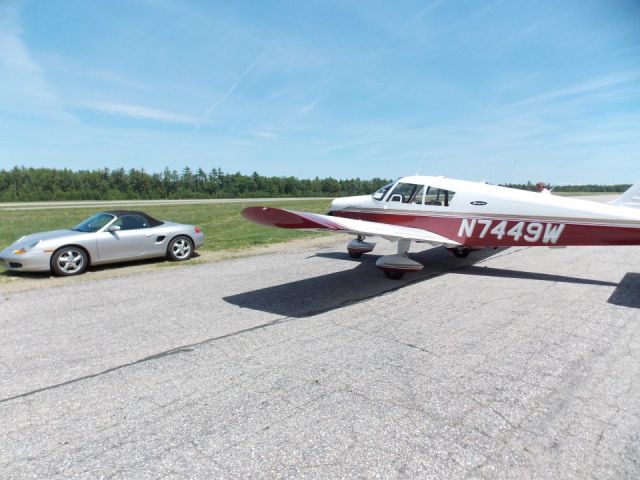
[411,185,426,204]
[424,187,456,207]
[387,183,421,203]
[113,215,150,230]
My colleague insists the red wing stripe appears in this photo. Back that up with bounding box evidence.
[241,207,342,230]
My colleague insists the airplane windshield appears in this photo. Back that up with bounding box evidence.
[372,181,395,200]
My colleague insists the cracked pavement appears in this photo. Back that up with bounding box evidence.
[1,239,639,478]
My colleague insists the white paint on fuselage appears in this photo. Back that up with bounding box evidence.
[330,176,640,224]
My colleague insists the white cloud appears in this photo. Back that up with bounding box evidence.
[298,95,326,115]
[83,101,202,125]
[251,130,278,139]
[512,72,640,107]
[0,1,57,106]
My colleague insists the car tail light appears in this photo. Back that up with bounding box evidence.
[194,226,201,234]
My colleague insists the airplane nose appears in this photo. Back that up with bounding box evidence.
[330,196,366,213]
[330,198,347,212]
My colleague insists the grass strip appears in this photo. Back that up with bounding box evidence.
[0,199,332,269]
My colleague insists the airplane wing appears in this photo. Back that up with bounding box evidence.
[241,206,460,246]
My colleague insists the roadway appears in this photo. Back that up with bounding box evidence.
[1,237,639,478]
[0,198,328,211]
[0,194,619,211]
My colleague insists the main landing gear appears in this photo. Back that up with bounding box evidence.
[346,236,424,280]
[447,247,471,258]
[375,239,423,280]
[347,235,376,258]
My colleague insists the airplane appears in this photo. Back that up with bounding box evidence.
[241,175,640,279]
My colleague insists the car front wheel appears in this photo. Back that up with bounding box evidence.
[51,246,88,276]
[167,236,194,261]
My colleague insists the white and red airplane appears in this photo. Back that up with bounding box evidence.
[242,176,640,279]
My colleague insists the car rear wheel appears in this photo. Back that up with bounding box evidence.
[51,246,88,276]
[167,236,193,261]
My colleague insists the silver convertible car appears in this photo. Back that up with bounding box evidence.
[0,210,204,276]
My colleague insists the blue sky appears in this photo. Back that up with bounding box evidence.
[1,0,639,183]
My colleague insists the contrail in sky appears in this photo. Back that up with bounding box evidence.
[205,57,260,116]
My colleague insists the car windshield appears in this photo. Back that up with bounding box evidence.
[72,213,115,232]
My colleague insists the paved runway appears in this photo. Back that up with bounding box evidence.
[1,239,639,478]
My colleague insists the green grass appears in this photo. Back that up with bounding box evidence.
[0,199,332,254]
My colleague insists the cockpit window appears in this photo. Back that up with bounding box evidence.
[387,182,421,203]
[373,181,456,206]
[372,181,394,200]
[424,187,456,206]
[412,185,426,204]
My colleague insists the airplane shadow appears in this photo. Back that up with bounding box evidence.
[223,247,619,318]
[607,273,640,309]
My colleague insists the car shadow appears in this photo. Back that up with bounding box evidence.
[0,252,202,279]
[607,273,640,309]
[0,269,52,280]
[86,251,203,274]
[224,247,618,318]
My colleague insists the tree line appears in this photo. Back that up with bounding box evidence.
[0,167,630,201]
[502,181,631,193]
[0,166,392,201]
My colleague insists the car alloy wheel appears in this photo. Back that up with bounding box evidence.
[52,247,87,276]
[168,236,193,261]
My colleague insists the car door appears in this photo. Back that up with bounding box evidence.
[95,214,158,261]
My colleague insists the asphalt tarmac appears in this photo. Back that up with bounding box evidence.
[1,239,639,478]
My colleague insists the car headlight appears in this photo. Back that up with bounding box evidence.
[13,240,41,254]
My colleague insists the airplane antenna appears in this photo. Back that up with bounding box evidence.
[485,159,520,184]
[480,164,498,184]
[416,151,427,176]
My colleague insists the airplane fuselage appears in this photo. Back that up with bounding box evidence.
[328,176,640,247]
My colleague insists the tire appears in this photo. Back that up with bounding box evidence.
[51,246,88,276]
[384,270,405,280]
[450,248,471,258]
[167,236,194,261]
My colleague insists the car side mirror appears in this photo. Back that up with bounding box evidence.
[108,225,121,233]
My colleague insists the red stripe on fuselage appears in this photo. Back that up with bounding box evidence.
[331,209,640,247]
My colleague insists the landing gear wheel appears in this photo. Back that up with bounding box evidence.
[51,246,88,276]
[450,248,471,258]
[384,270,405,280]
[347,236,375,258]
[167,236,194,261]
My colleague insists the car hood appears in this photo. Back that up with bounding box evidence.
[8,230,82,248]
